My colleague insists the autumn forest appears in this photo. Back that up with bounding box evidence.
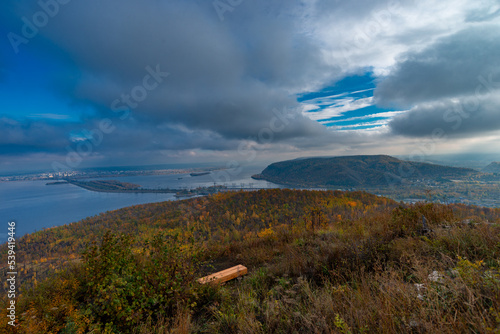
[2,189,500,333]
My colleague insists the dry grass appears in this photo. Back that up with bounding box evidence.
[3,199,500,333]
[193,203,500,333]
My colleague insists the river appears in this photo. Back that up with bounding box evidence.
[0,165,279,241]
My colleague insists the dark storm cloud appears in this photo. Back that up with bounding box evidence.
[389,96,500,137]
[3,0,500,170]
[81,80,323,142]
[375,25,500,108]
[85,120,241,153]
[0,117,71,155]
[0,112,243,168]
[11,0,335,148]
[374,24,500,138]
[313,0,412,21]
[0,0,351,168]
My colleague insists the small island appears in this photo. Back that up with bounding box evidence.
[66,179,176,193]
[62,179,229,198]
[67,180,141,192]
[45,181,70,185]
[190,172,211,177]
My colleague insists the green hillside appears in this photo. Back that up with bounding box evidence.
[254,155,479,187]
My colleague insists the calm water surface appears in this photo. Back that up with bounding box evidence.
[0,166,279,241]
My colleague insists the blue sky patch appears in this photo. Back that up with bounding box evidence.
[298,72,404,131]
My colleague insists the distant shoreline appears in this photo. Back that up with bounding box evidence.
[62,179,246,198]
[65,180,179,194]
[1,167,221,182]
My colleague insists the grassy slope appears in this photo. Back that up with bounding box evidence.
[1,189,500,333]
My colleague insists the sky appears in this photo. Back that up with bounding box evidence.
[1,0,500,174]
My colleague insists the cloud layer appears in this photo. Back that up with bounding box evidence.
[377,25,500,138]
[1,0,500,171]
[376,25,500,108]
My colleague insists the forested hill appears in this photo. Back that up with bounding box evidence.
[253,155,479,188]
[483,162,500,173]
[2,189,395,266]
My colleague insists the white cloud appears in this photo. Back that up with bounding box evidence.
[305,97,374,121]
[27,114,72,120]
[304,0,500,75]
[327,119,390,130]
[323,110,408,125]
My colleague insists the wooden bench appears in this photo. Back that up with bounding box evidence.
[197,264,248,285]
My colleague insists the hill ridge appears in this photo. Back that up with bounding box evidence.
[483,162,500,173]
[253,155,479,188]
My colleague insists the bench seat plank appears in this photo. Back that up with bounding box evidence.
[198,264,248,284]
